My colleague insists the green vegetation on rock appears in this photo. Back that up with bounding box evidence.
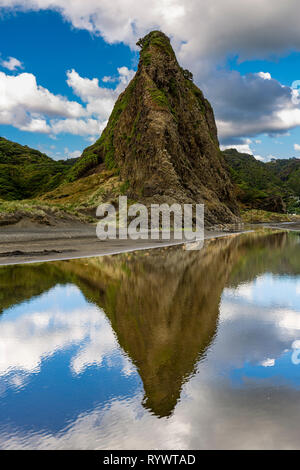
[137,30,175,58]
[67,77,138,180]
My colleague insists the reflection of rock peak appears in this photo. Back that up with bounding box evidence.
[0,230,295,417]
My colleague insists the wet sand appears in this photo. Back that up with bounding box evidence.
[0,221,247,265]
[1,219,299,266]
[262,221,300,231]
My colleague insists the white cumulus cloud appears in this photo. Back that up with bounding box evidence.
[0,65,135,137]
[1,1,300,141]
[66,66,135,120]
[257,72,272,80]
[1,56,23,71]
[0,71,84,133]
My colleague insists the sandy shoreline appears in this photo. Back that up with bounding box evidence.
[0,220,247,265]
[0,220,299,266]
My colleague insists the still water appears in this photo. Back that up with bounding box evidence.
[1,230,300,449]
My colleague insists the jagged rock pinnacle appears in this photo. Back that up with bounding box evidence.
[72,30,239,225]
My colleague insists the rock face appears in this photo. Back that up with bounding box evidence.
[76,31,240,225]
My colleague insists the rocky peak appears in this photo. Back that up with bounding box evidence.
[72,30,240,225]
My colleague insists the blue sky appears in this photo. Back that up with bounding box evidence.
[1,2,300,161]
[0,282,140,434]
[0,10,137,159]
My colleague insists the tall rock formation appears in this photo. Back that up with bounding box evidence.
[72,31,239,225]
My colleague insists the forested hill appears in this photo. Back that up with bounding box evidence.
[1,136,300,217]
[223,149,300,214]
[0,137,78,200]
